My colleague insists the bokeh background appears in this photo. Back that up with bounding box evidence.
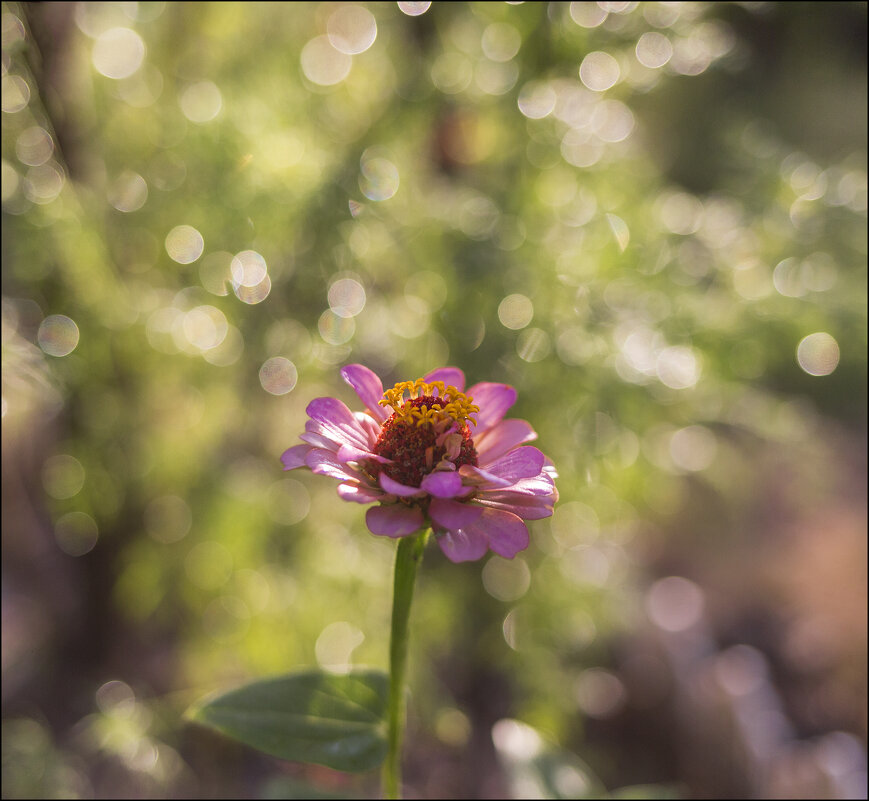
[2,1,866,798]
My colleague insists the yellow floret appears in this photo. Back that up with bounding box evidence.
[378,378,479,428]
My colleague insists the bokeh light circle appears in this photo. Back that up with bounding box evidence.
[1,75,30,113]
[92,27,145,79]
[108,170,148,212]
[481,23,521,63]
[315,621,365,674]
[16,127,54,167]
[318,309,355,344]
[360,156,399,201]
[796,332,839,376]
[266,479,310,525]
[233,274,271,305]
[179,81,222,123]
[183,305,228,351]
[575,668,627,719]
[579,51,620,92]
[498,294,534,330]
[55,511,99,557]
[656,346,701,389]
[569,1,608,28]
[145,495,192,543]
[516,328,551,363]
[328,277,366,318]
[669,426,717,472]
[636,31,673,69]
[646,576,705,632]
[42,455,86,500]
[230,250,268,287]
[482,556,531,602]
[327,5,377,55]
[518,81,556,119]
[38,315,80,357]
[301,35,352,86]
[165,225,204,264]
[398,1,431,16]
[24,162,65,204]
[259,357,298,395]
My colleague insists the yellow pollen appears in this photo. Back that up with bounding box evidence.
[379,379,479,428]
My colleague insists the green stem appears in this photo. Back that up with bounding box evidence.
[382,528,429,800]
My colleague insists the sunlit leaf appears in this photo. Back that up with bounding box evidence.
[188,669,388,773]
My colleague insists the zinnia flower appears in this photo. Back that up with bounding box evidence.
[281,365,558,562]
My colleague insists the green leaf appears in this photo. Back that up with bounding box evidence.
[187,669,389,773]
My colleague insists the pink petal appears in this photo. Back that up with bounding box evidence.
[482,446,545,482]
[474,492,556,520]
[306,397,371,451]
[354,412,383,448]
[475,419,537,464]
[436,527,489,563]
[300,431,339,450]
[492,472,558,497]
[304,419,343,450]
[420,470,464,499]
[281,444,313,470]
[341,364,389,423]
[423,367,466,392]
[366,504,425,538]
[470,508,529,558]
[465,382,517,433]
[429,497,484,530]
[305,448,362,482]
[379,473,425,497]
[458,464,514,490]
[337,483,384,504]
[336,442,391,466]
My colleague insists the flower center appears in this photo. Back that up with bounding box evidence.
[370,380,479,487]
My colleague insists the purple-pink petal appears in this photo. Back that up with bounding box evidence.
[436,527,489,563]
[304,419,344,450]
[429,497,485,530]
[306,397,371,451]
[469,508,529,558]
[337,483,384,504]
[341,364,389,423]
[474,491,556,520]
[299,431,339,450]
[482,446,545,482]
[353,412,383,447]
[366,504,425,538]
[465,382,517,433]
[542,458,558,479]
[379,473,426,497]
[424,367,466,392]
[492,472,557,497]
[305,448,362,482]
[475,418,538,464]
[420,470,465,498]
[336,442,391,466]
[281,444,313,470]
[458,464,514,490]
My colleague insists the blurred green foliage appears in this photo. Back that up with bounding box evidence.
[2,1,866,798]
